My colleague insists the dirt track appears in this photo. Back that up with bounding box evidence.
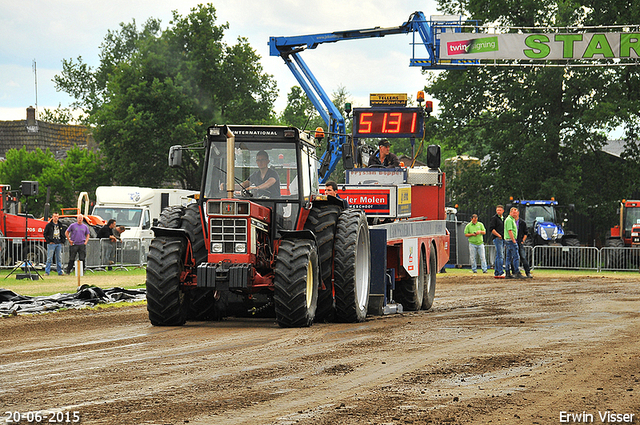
[1,272,639,425]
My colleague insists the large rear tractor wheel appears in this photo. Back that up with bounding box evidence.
[605,237,624,269]
[157,205,185,229]
[274,239,319,328]
[563,237,581,269]
[181,203,216,321]
[146,237,188,326]
[303,204,341,322]
[334,210,371,323]
[422,246,437,310]
[181,204,207,263]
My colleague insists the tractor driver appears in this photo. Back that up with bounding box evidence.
[239,150,281,198]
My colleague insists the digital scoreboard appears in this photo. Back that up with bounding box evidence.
[353,107,424,138]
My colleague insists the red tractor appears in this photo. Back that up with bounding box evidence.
[146,124,449,327]
[605,200,640,269]
[607,200,640,248]
[146,125,371,327]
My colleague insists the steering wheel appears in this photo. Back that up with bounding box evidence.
[251,188,270,198]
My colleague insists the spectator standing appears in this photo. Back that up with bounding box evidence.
[488,205,506,278]
[43,213,66,276]
[65,214,90,275]
[367,139,400,168]
[464,214,488,274]
[504,208,525,279]
[97,219,117,269]
[514,209,533,278]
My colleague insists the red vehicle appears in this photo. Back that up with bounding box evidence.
[146,125,449,327]
[607,200,640,248]
[0,185,49,266]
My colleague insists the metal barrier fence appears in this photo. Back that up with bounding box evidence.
[0,237,147,272]
[467,243,639,272]
[2,237,638,273]
[484,245,533,270]
[600,246,640,271]
[532,246,599,271]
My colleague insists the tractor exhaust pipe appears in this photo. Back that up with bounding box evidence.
[224,126,235,199]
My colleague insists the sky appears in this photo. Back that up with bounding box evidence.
[0,0,444,122]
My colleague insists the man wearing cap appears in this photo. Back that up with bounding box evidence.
[368,139,400,168]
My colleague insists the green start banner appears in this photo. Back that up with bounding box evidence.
[439,32,640,61]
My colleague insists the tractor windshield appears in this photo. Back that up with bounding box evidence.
[623,207,640,238]
[203,141,300,200]
[523,205,556,228]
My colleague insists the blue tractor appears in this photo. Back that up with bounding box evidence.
[511,200,580,248]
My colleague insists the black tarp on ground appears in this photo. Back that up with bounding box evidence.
[0,286,146,316]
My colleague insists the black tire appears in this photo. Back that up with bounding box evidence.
[422,246,437,310]
[605,237,624,269]
[395,247,424,312]
[274,239,319,327]
[334,210,371,323]
[181,203,215,320]
[303,204,341,322]
[158,205,185,228]
[181,204,207,264]
[146,237,188,326]
[563,237,581,269]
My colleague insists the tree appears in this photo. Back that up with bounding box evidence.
[0,149,61,216]
[429,0,640,240]
[55,4,278,189]
[63,146,109,202]
[279,86,317,130]
[39,104,86,125]
[0,147,108,217]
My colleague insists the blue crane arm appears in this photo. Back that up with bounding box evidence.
[269,24,412,56]
[268,12,438,62]
[268,12,466,182]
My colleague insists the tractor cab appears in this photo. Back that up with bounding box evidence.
[202,125,319,234]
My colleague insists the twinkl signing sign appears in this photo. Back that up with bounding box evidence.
[439,32,640,61]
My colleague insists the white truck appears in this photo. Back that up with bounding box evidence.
[92,186,197,261]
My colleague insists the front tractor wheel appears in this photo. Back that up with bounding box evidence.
[274,239,319,328]
[146,237,188,326]
[334,210,371,323]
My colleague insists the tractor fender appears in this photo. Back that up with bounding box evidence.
[279,229,318,246]
[151,226,190,240]
[313,196,348,209]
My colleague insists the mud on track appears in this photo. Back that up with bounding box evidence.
[1,273,639,424]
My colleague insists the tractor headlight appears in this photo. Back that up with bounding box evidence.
[235,243,246,253]
[212,243,223,253]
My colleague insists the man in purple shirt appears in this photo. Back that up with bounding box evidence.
[65,214,90,274]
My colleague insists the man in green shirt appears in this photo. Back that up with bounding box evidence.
[504,207,524,279]
[464,214,488,273]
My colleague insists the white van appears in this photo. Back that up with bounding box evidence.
[92,186,197,259]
